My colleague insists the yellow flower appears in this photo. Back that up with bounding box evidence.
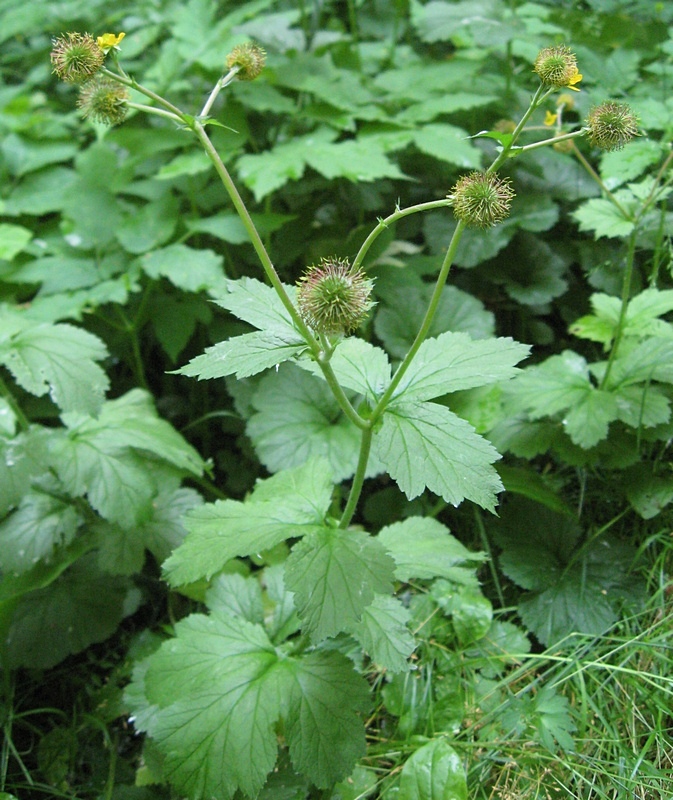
[96,32,125,52]
[566,67,582,91]
[544,110,558,126]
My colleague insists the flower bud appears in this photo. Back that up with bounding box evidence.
[585,101,639,151]
[534,45,582,91]
[225,42,266,81]
[50,32,104,84]
[449,172,515,229]
[297,257,374,336]
[77,76,128,125]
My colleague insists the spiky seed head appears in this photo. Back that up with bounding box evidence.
[77,76,128,125]
[225,42,266,81]
[50,32,104,84]
[450,172,515,229]
[297,257,374,336]
[585,101,639,151]
[534,45,580,89]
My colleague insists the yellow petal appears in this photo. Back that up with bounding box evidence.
[97,32,126,50]
[544,110,558,126]
[566,70,582,91]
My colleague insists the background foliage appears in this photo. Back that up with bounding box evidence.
[1,0,672,798]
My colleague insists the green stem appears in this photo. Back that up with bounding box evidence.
[191,121,368,428]
[519,127,586,154]
[126,101,182,123]
[351,199,452,271]
[101,67,185,119]
[339,425,373,528]
[191,121,312,339]
[199,68,239,117]
[372,220,468,416]
[487,84,553,174]
[600,228,638,389]
[571,141,632,218]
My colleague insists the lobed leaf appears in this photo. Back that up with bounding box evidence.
[372,400,503,511]
[285,526,395,641]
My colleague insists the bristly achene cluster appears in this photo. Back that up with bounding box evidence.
[50,32,104,84]
[586,101,640,151]
[297,258,374,336]
[450,172,515,229]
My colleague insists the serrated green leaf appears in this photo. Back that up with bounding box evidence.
[143,612,283,800]
[624,464,673,519]
[141,243,226,295]
[347,593,415,673]
[377,517,484,581]
[493,498,644,645]
[465,620,531,678]
[509,351,592,420]
[5,553,140,669]
[4,166,77,215]
[398,738,467,800]
[564,387,619,448]
[248,363,382,482]
[0,427,51,517]
[0,490,80,573]
[373,401,503,510]
[600,139,663,189]
[0,321,109,414]
[282,651,370,787]
[609,337,673,387]
[573,198,635,239]
[206,572,264,624]
[164,499,324,585]
[213,276,298,334]
[178,330,307,380]
[155,150,212,179]
[116,194,178,254]
[51,391,202,528]
[132,609,369,797]
[394,332,529,402]
[285,527,395,641]
[433,584,492,646]
[94,486,202,575]
[375,278,495,359]
[613,384,670,430]
[299,338,391,400]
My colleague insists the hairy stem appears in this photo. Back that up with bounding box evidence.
[600,228,638,389]
[339,425,373,528]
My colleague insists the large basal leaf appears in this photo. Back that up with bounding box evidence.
[509,351,620,447]
[492,498,644,645]
[141,243,227,295]
[95,486,203,575]
[0,318,109,415]
[372,400,503,511]
[4,553,141,669]
[374,276,495,360]
[285,527,395,641]
[51,391,203,528]
[281,651,370,787]
[130,609,370,798]
[0,489,81,573]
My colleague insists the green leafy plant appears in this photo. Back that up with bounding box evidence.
[2,2,672,798]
